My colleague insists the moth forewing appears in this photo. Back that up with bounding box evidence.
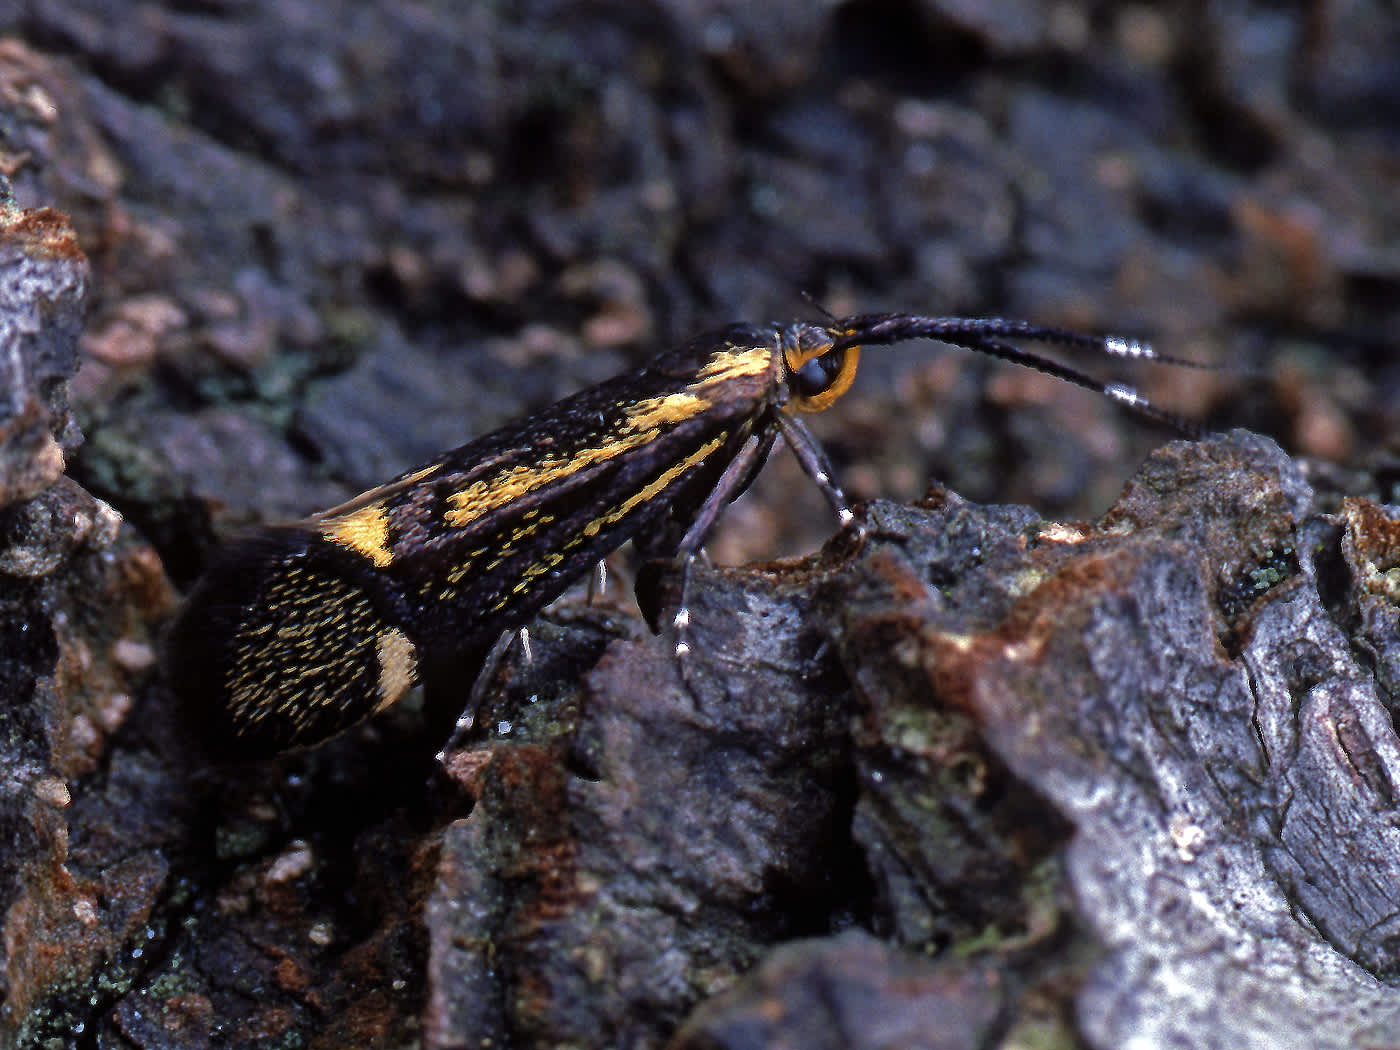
[170,326,793,755]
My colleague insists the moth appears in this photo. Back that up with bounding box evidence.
[167,313,1188,756]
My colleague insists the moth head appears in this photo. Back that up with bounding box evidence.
[781,324,862,413]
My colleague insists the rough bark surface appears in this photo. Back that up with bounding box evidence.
[0,3,1397,1048]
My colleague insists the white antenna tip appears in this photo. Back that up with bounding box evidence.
[1104,335,1155,359]
[1105,382,1147,408]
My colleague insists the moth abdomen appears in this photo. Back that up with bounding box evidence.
[167,529,421,757]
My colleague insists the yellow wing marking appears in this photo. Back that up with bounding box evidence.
[445,345,772,530]
[320,502,394,567]
[445,391,712,528]
[493,434,727,610]
[694,345,771,382]
[373,628,418,712]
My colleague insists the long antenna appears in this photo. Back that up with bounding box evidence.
[833,313,1209,436]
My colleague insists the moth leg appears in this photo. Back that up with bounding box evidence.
[586,560,608,606]
[436,627,525,762]
[670,414,857,685]
[666,431,774,664]
[773,410,863,537]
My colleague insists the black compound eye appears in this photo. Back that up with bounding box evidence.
[793,349,848,399]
